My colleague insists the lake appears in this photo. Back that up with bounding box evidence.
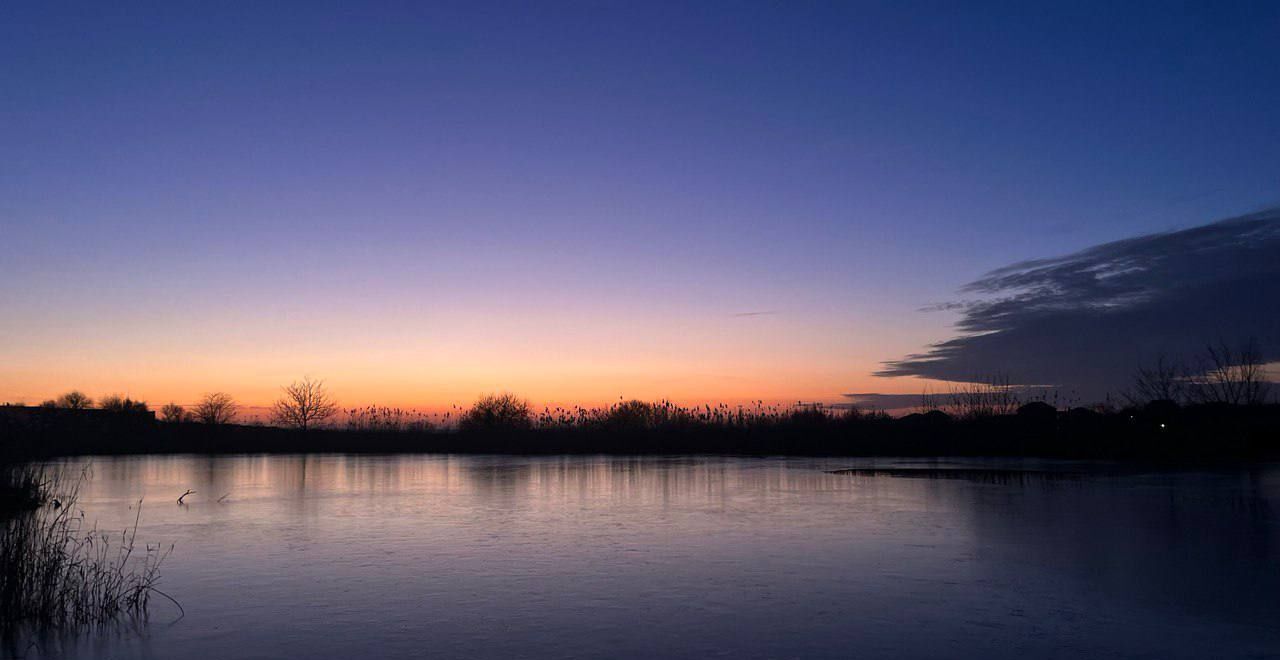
[15,455,1280,659]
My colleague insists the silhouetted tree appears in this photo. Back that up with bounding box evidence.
[193,392,238,425]
[1124,355,1189,406]
[459,393,533,431]
[160,403,187,423]
[1189,339,1271,405]
[53,391,93,409]
[271,377,338,430]
[98,394,149,413]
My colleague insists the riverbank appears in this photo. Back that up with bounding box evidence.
[3,401,1279,460]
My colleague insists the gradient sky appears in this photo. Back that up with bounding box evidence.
[2,1,1278,409]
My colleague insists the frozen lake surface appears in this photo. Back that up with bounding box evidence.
[15,454,1280,659]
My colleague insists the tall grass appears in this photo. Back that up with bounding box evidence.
[0,464,45,513]
[0,465,177,632]
[530,399,870,431]
[344,406,435,432]
[945,376,1019,420]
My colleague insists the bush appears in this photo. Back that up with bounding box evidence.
[459,393,533,432]
[603,400,661,431]
[99,395,150,414]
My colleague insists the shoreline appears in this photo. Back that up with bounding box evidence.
[4,401,1279,462]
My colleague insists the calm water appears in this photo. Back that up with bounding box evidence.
[15,455,1280,659]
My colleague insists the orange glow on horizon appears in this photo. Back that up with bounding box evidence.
[0,300,951,414]
[0,358,941,415]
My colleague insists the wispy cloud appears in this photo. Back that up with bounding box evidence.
[730,310,779,318]
[917,301,970,313]
[878,208,1280,397]
[841,392,925,410]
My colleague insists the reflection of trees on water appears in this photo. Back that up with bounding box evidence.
[464,460,535,505]
[62,453,1278,633]
[73,455,1088,514]
[454,456,881,513]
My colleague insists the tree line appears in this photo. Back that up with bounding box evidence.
[19,338,1276,434]
[1124,339,1272,407]
[32,378,338,429]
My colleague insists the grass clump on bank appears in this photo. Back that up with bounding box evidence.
[0,464,176,633]
[0,464,45,513]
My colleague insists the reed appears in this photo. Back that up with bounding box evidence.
[0,465,176,631]
[344,405,435,433]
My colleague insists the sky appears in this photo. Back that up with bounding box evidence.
[2,1,1279,410]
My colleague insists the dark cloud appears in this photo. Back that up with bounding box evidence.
[878,208,1280,398]
[730,310,779,318]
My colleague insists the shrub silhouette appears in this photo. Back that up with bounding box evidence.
[52,391,93,410]
[98,395,149,414]
[604,400,661,431]
[459,393,533,432]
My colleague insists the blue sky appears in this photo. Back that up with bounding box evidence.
[2,1,1278,406]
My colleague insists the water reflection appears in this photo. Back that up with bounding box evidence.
[24,455,1280,660]
[963,467,1280,630]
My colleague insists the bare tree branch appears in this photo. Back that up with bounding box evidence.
[1124,355,1189,406]
[271,377,339,430]
[193,392,238,425]
[1189,338,1271,405]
